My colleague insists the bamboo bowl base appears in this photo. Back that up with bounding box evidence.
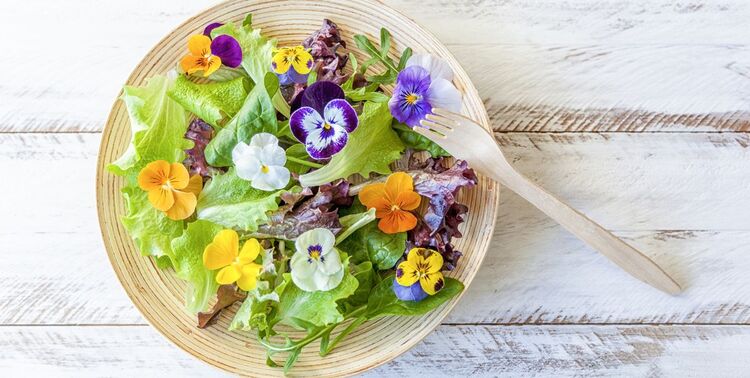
[96,0,499,376]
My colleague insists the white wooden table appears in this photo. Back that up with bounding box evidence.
[3,0,750,376]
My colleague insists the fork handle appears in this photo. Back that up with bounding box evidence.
[490,163,681,295]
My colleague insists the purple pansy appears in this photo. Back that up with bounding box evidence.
[275,65,309,86]
[209,35,243,68]
[389,54,462,128]
[289,82,358,159]
[392,278,428,302]
[203,22,224,37]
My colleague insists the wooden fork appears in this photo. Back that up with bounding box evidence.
[417,108,681,295]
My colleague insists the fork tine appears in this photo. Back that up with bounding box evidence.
[419,120,453,136]
[424,113,457,130]
[432,108,473,124]
[415,121,448,139]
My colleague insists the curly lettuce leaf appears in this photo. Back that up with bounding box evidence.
[211,18,275,86]
[365,274,463,319]
[275,254,358,329]
[121,187,183,259]
[229,281,280,332]
[204,79,278,167]
[196,168,282,231]
[168,75,250,128]
[107,72,191,176]
[170,220,224,313]
[299,101,404,187]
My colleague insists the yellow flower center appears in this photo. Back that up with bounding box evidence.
[323,122,332,130]
[405,93,419,105]
[309,250,320,260]
[390,204,401,212]
[261,165,270,173]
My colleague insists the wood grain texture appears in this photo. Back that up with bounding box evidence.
[3,325,750,377]
[4,133,750,326]
[2,0,748,132]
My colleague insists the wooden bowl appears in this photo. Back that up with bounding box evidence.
[96,0,499,376]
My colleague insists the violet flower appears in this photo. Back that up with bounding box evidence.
[389,54,462,127]
[289,82,358,159]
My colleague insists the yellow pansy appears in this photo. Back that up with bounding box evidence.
[395,248,445,295]
[180,34,222,77]
[137,160,202,220]
[271,46,313,75]
[203,230,262,291]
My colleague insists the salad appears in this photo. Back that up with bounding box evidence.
[108,15,476,372]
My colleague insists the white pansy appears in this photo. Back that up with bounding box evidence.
[406,53,462,113]
[290,228,344,292]
[232,133,290,191]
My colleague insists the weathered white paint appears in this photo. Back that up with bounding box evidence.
[2,0,748,132]
[3,325,750,377]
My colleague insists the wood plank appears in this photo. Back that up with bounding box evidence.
[2,325,750,377]
[3,133,750,325]
[2,0,748,132]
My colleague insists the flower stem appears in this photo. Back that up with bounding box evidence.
[287,156,324,169]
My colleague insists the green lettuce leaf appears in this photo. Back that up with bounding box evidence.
[365,274,463,319]
[211,18,275,86]
[204,80,278,167]
[229,281,280,332]
[284,143,313,174]
[337,220,406,271]
[168,75,250,128]
[275,254,358,328]
[170,220,224,313]
[345,261,377,309]
[393,123,450,157]
[335,208,376,244]
[107,73,191,176]
[121,187,183,259]
[196,168,282,231]
[298,101,404,187]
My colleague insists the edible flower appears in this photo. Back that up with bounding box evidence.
[395,247,445,297]
[392,278,428,302]
[180,33,242,77]
[232,133,290,191]
[389,54,462,127]
[137,160,202,220]
[290,228,344,292]
[272,45,314,85]
[289,81,358,159]
[359,172,421,234]
[203,230,263,291]
[203,22,223,36]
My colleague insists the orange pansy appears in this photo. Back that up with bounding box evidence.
[359,172,421,234]
[137,160,203,220]
[180,34,222,77]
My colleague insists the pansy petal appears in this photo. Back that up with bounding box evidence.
[239,238,261,263]
[289,106,324,144]
[315,229,336,256]
[184,174,203,197]
[290,251,317,278]
[276,67,308,86]
[358,183,387,209]
[395,261,419,287]
[216,265,241,285]
[384,172,414,202]
[271,51,291,74]
[395,190,421,211]
[137,160,170,191]
[180,55,202,74]
[420,271,445,295]
[203,230,239,270]
[423,249,444,274]
[165,190,197,220]
[291,49,314,75]
[210,35,243,68]
[428,78,462,113]
[324,99,359,133]
[250,132,279,148]
[389,66,432,127]
[237,264,261,291]
[258,144,287,167]
[168,163,190,190]
[318,248,342,274]
[251,165,289,191]
[393,279,429,302]
[148,187,175,212]
[202,55,222,77]
[305,124,348,159]
[187,34,212,56]
[203,22,223,37]
[406,247,425,266]
[301,81,345,114]
[313,268,344,292]
[406,53,454,82]
[233,145,263,181]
